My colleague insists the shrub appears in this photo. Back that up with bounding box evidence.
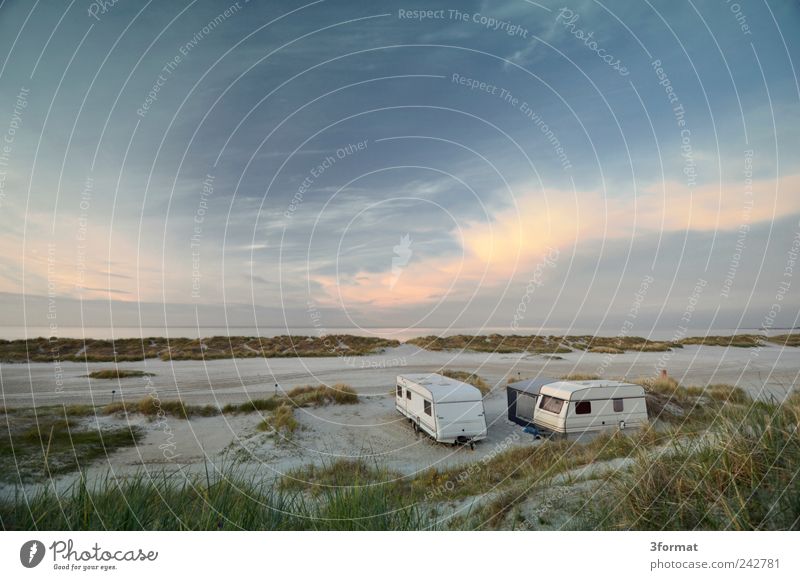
[559,373,600,381]
[706,384,751,405]
[102,398,218,419]
[285,384,358,406]
[280,459,403,495]
[439,370,490,395]
[588,346,624,354]
[222,398,281,414]
[258,404,298,436]
[87,369,154,380]
[586,402,800,530]
[0,467,429,530]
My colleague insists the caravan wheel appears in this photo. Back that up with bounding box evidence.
[412,422,419,435]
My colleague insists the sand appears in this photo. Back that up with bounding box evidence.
[0,343,797,491]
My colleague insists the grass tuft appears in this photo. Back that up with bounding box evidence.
[586,400,800,530]
[0,467,430,530]
[285,384,359,406]
[439,369,490,395]
[559,373,601,381]
[87,369,155,380]
[257,404,298,436]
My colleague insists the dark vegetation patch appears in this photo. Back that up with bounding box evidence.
[407,333,800,354]
[0,335,400,363]
[257,404,298,436]
[0,469,429,530]
[406,335,571,354]
[586,395,800,530]
[438,370,490,395]
[283,384,359,406]
[280,459,402,495]
[87,369,155,380]
[0,408,142,483]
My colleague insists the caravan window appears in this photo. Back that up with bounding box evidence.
[539,395,565,414]
[406,390,412,400]
[575,401,591,415]
[397,385,403,397]
[423,400,432,416]
[613,398,623,412]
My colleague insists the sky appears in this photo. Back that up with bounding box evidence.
[0,0,798,336]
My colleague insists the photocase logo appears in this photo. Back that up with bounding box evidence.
[20,540,46,568]
[390,234,413,289]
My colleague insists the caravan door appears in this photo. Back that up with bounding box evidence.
[395,381,407,414]
[515,392,537,423]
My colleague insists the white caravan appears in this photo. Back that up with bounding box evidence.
[396,373,487,446]
[533,380,648,435]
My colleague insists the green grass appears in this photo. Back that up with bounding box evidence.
[102,397,219,419]
[280,458,404,496]
[0,335,400,363]
[257,404,298,436]
[0,468,431,530]
[221,398,282,414]
[407,334,572,354]
[413,426,662,503]
[439,369,490,395]
[767,334,800,347]
[588,346,624,354]
[585,400,800,530]
[5,385,359,425]
[559,373,601,381]
[87,369,155,379]
[4,333,795,363]
[406,333,800,355]
[0,410,142,483]
[284,384,359,406]
[679,334,764,348]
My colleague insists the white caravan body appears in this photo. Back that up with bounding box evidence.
[396,373,487,444]
[533,380,648,434]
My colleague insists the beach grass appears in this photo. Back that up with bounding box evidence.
[284,384,359,406]
[221,398,282,414]
[584,399,800,530]
[2,392,797,529]
[0,409,142,483]
[87,369,155,380]
[438,369,490,395]
[0,335,399,363]
[257,404,298,436]
[0,468,430,531]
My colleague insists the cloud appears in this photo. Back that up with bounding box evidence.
[311,173,800,309]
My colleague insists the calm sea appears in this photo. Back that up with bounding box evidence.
[0,325,789,342]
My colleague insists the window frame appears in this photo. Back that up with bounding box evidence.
[539,395,565,414]
[406,390,412,400]
[423,400,432,416]
[575,400,592,415]
[613,398,624,412]
[397,385,403,397]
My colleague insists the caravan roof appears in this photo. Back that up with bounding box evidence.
[540,380,645,401]
[506,377,557,396]
[399,373,482,403]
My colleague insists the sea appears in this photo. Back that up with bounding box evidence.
[0,325,792,342]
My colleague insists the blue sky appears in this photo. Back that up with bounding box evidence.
[0,0,798,334]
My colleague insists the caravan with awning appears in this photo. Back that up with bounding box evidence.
[533,380,648,435]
